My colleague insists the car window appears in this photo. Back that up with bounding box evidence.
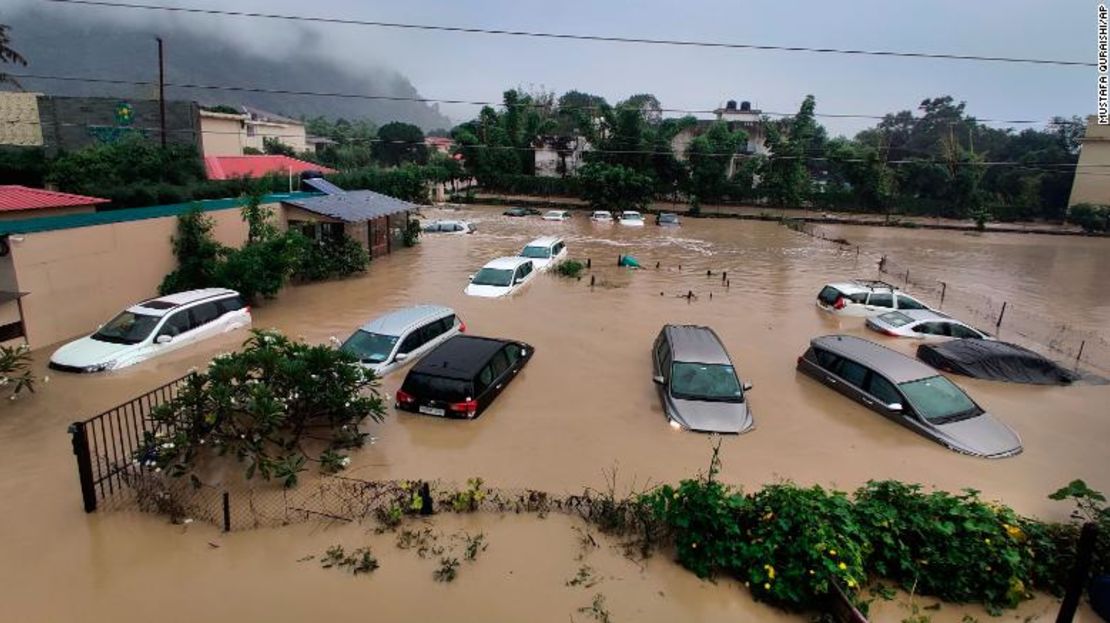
[399,329,424,354]
[848,293,869,304]
[505,343,522,365]
[833,359,869,387]
[898,376,981,424]
[813,348,840,371]
[159,310,193,337]
[402,373,471,402]
[670,362,743,402]
[489,350,511,379]
[216,296,246,315]
[912,322,945,336]
[866,374,902,405]
[423,318,446,341]
[897,295,927,310]
[948,324,982,339]
[867,292,894,308]
[476,365,494,393]
[817,286,841,306]
[472,268,513,287]
[341,331,399,364]
[656,338,672,376]
[189,302,221,327]
[92,311,161,345]
[879,312,914,328]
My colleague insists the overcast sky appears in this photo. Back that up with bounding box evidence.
[18,0,1096,136]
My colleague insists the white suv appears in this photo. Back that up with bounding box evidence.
[816,280,931,317]
[49,288,252,373]
[340,305,465,377]
[520,236,567,271]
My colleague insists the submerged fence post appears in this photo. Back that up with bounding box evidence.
[996,301,1008,329]
[1056,522,1099,623]
[1076,340,1086,364]
[904,269,910,286]
[586,258,591,269]
[222,491,231,532]
[69,421,97,513]
[939,281,947,309]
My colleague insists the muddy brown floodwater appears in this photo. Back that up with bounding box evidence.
[2,205,1109,622]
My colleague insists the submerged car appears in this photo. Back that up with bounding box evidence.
[917,339,1079,385]
[816,280,930,317]
[49,288,251,373]
[618,211,645,226]
[396,335,533,418]
[652,325,753,433]
[519,236,568,271]
[465,256,537,298]
[542,210,571,221]
[503,207,539,217]
[423,219,475,234]
[656,212,681,226]
[867,309,991,340]
[340,305,465,377]
[590,210,613,222]
[796,335,1021,458]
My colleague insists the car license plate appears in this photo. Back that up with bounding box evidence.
[419,405,446,417]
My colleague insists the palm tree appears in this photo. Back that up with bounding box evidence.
[0,24,28,87]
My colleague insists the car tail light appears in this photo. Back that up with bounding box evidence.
[396,389,415,405]
[880,328,898,336]
[459,320,467,333]
[449,398,479,418]
[833,296,847,310]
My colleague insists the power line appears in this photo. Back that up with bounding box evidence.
[8,72,1078,127]
[44,0,1094,68]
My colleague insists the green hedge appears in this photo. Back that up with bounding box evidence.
[326,165,431,204]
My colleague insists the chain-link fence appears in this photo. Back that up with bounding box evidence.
[783,219,1109,374]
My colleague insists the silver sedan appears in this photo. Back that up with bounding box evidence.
[866,309,991,340]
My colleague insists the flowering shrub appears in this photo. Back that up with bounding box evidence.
[0,344,37,399]
[137,330,384,487]
[295,235,369,282]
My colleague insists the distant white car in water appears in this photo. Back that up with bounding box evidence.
[590,210,613,222]
[465,256,537,298]
[543,210,571,221]
[520,236,568,271]
[48,288,251,373]
[618,211,645,226]
[340,305,465,376]
[423,220,476,234]
[867,309,992,341]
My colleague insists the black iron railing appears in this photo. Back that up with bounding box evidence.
[68,373,195,512]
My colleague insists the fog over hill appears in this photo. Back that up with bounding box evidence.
[3,6,453,130]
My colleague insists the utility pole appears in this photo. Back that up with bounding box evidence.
[156,36,166,148]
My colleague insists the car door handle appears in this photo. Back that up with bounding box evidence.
[496,383,503,390]
[826,377,838,384]
[861,398,874,406]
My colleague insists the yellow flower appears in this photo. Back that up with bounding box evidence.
[828,549,837,556]
[763,583,771,590]
[1004,524,1025,541]
[766,566,775,579]
[838,562,847,571]
[808,569,815,576]
[984,538,991,545]
[847,578,857,588]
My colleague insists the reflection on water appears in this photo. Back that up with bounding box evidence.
[2,205,1108,622]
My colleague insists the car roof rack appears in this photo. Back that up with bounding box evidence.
[851,279,897,290]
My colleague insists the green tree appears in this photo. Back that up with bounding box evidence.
[262,136,296,157]
[577,162,654,212]
[372,122,427,166]
[761,95,819,208]
[686,122,747,208]
[0,24,27,87]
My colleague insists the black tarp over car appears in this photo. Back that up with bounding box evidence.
[916,339,1079,385]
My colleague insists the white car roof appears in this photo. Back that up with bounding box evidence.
[881,309,952,322]
[826,280,901,295]
[358,304,455,336]
[130,288,240,317]
[545,209,568,214]
[524,236,562,248]
[483,256,533,270]
[621,211,642,216]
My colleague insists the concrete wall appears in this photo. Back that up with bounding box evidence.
[199,114,246,157]
[1068,116,1110,206]
[0,206,95,222]
[37,96,201,156]
[7,204,284,350]
[244,122,307,154]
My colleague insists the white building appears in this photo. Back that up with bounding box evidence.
[534,136,590,177]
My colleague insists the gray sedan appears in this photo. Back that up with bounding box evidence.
[652,325,753,434]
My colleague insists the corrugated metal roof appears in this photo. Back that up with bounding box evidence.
[0,185,108,212]
[283,189,418,222]
[204,155,334,180]
[0,192,320,235]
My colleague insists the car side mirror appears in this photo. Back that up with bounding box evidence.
[155,334,173,345]
[652,375,665,385]
[468,274,475,282]
[394,352,408,362]
[743,382,753,391]
[887,402,903,413]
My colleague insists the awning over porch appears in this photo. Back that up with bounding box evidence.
[282,190,418,223]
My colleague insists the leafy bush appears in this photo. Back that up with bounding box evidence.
[854,481,1031,611]
[555,259,585,278]
[1068,203,1110,233]
[403,219,421,247]
[327,165,431,204]
[295,235,369,281]
[213,232,306,302]
[0,344,37,399]
[138,330,384,488]
[159,208,221,295]
[577,162,655,212]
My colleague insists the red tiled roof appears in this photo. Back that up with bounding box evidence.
[0,185,109,213]
[204,155,335,181]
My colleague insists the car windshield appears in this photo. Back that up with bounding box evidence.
[341,330,399,364]
[622,213,643,220]
[670,362,744,402]
[471,268,514,287]
[898,375,982,424]
[521,246,551,259]
[544,211,563,218]
[660,214,678,223]
[92,311,161,345]
[879,312,914,327]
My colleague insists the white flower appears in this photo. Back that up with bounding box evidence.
[183,518,193,524]
[340,457,351,467]
[154,467,162,473]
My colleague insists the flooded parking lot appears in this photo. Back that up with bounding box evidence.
[2,205,1108,622]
